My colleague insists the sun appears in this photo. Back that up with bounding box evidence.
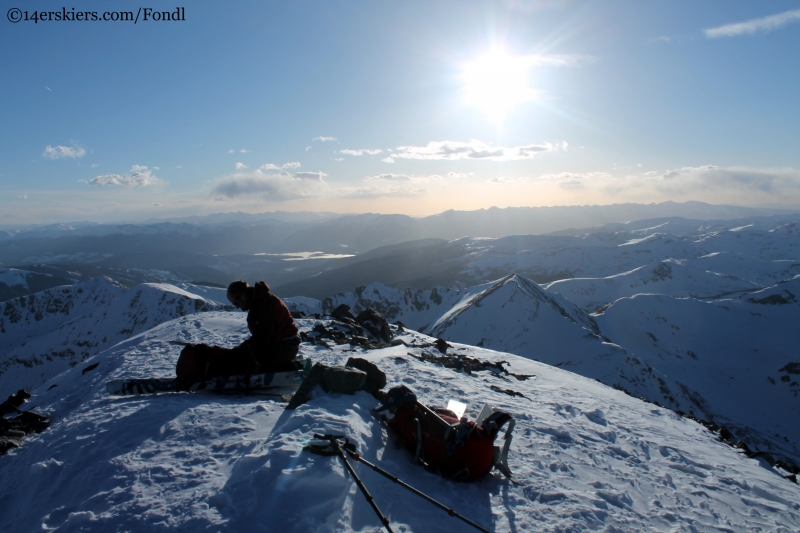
[462,49,537,121]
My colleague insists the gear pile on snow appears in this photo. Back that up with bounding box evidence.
[286,357,387,409]
[375,385,515,482]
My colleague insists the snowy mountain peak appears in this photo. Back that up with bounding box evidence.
[0,279,221,397]
[432,273,596,336]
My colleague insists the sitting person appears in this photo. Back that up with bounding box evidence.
[176,280,300,382]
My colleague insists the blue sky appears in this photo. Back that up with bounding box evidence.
[2,0,800,223]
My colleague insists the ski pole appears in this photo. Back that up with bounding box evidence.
[345,448,492,533]
[314,434,395,533]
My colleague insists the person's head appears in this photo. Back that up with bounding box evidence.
[226,280,252,311]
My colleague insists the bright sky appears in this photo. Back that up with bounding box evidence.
[2,0,800,223]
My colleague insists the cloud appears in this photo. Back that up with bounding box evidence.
[228,149,235,153]
[86,166,161,187]
[240,149,250,153]
[392,139,561,161]
[488,176,529,183]
[558,179,584,190]
[537,171,613,184]
[260,162,301,170]
[447,172,467,178]
[153,203,162,207]
[365,173,445,183]
[305,146,312,151]
[527,171,611,191]
[211,170,327,199]
[235,162,247,170]
[601,166,800,201]
[18,195,27,199]
[382,157,394,163]
[340,148,383,156]
[313,136,336,142]
[334,185,427,199]
[43,144,85,159]
[91,163,99,168]
[705,9,800,38]
[366,173,412,181]
[293,171,327,181]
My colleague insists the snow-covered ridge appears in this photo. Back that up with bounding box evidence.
[544,259,762,312]
[1,312,798,532]
[433,216,800,289]
[285,268,800,466]
[0,278,224,398]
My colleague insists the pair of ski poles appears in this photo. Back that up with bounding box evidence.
[307,434,491,533]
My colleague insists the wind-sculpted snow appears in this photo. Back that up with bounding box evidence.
[545,259,761,312]
[594,283,800,464]
[0,279,221,398]
[1,312,798,532]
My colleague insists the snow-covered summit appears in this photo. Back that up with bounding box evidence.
[1,311,798,532]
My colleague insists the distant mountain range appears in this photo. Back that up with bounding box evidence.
[1,202,798,298]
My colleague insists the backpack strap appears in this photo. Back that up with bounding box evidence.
[482,411,516,482]
[480,411,512,438]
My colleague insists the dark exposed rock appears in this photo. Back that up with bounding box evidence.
[1,391,51,455]
[490,385,529,399]
[0,389,31,416]
[355,308,392,343]
[748,291,796,305]
[331,304,356,321]
[780,362,800,375]
[407,350,535,381]
[435,338,451,354]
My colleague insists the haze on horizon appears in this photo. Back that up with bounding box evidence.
[2,1,800,224]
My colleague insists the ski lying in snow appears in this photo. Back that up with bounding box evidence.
[107,361,309,397]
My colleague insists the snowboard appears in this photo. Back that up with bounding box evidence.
[107,359,310,397]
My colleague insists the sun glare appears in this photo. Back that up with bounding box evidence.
[462,49,537,121]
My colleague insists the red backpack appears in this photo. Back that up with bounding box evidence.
[377,385,515,481]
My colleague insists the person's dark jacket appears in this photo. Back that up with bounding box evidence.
[243,282,298,353]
